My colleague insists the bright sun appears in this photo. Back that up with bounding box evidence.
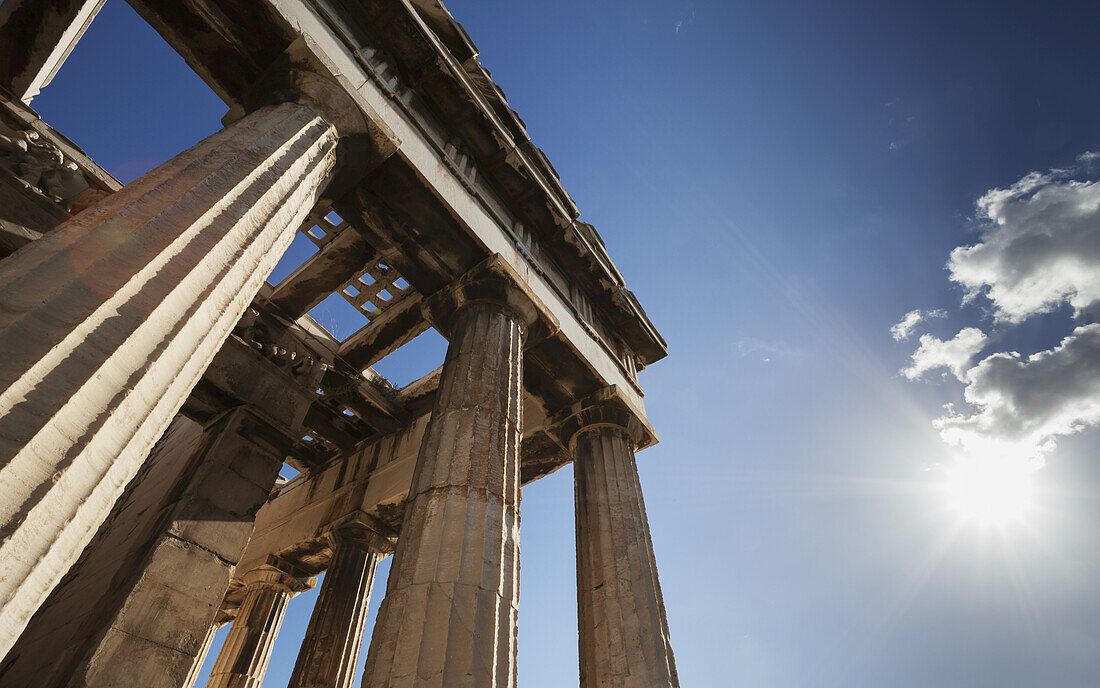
[943,456,1037,525]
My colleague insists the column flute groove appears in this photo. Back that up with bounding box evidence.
[288,532,381,688]
[0,101,340,659]
[361,287,529,688]
[566,401,679,688]
[206,566,313,688]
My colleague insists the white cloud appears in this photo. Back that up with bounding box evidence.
[1077,151,1100,166]
[902,327,987,381]
[891,308,947,341]
[935,324,1100,462]
[947,169,1100,323]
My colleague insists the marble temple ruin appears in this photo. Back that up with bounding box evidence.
[0,0,677,686]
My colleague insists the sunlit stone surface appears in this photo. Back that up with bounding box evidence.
[0,1,674,685]
[361,300,525,688]
[0,101,338,658]
[573,424,679,688]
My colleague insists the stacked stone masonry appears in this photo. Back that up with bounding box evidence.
[362,300,525,687]
[0,1,677,687]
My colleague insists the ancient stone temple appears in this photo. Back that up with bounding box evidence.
[0,1,677,686]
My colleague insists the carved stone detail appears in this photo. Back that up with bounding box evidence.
[0,122,93,210]
[206,565,314,688]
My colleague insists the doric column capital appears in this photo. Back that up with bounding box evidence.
[424,253,559,345]
[239,559,316,596]
[321,512,396,555]
[555,385,658,453]
[225,36,401,197]
[210,559,306,688]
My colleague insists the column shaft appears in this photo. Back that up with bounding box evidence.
[0,101,339,659]
[288,538,381,688]
[184,621,225,688]
[0,410,288,688]
[574,428,678,688]
[362,302,524,688]
[206,569,305,688]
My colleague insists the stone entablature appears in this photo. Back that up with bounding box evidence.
[132,0,665,380]
[0,92,119,205]
[0,1,678,686]
[0,91,120,255]
[320,0,666,370]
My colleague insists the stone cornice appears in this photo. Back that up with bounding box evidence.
[330,0,668,368]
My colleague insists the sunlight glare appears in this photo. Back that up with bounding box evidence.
[943,455,1037,526]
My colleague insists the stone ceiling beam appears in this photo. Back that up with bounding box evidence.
[318,369,406,434]
[123,0,295,107]
[0,0,105,103]
[337,292,430,372]
[268,228,380,321]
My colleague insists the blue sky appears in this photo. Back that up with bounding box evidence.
[32,0,1100,685]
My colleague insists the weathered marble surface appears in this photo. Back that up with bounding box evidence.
[206,566,314,688]
[288,532,382,688]
[574,424,679,688]
[0,101,338,660]
[362,301,525,688]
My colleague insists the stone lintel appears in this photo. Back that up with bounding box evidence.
[424,252,559,346]
[555,385,659,452]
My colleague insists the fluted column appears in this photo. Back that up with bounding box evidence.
[0,100,339,658]
[206,567,313,688]
[570,412,678,688]
[184,619,229,688]
[288,531,381,688]
[362,283,532,688]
